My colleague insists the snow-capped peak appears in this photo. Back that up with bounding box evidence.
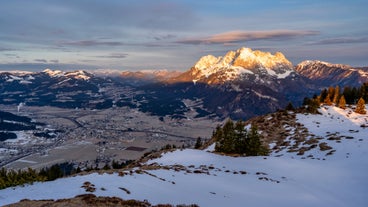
[65,70,92,80]
[43,68,63,77]
[296,60,351,70]
[42,69,92,80]
[191,47,294,82]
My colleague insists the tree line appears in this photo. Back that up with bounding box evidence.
[302,83,367,114]
[0,159,133,189]
[0,162,80,189]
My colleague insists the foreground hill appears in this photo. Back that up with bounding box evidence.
[1,105,367,206]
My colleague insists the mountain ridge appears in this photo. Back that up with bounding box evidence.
[1,47,367,120]
[171,47,294,84]
[295,60,368,87]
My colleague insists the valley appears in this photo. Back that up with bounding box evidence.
[0,104,220,170]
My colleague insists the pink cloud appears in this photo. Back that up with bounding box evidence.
[177,30,319,44]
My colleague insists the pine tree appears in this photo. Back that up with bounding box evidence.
[285,102,294,111]
[214,125,224,152]
[360,83,368,101]
[350,87,358,102]
[213,121,268,156]
[324,94,333,105]
[333,86,340,104]
[319,89,328,103]
[355,97,366,114]
[222,119,235,153]
[328,86,335,102]
[194,137,202,149]
[338,95,346,109]
[343,86,356,104]
[234,121,247,154]
[245,125,268,156]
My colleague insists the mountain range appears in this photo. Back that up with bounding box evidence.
[1,47,367,120]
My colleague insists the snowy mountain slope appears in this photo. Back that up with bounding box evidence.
[172,47,294,84]
[295,60,368,87]
[162,47,312,119]
[0,69,116,109]
[1,106,367,206]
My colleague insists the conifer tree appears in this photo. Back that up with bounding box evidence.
[285,102,294,111]
[246,125,268,156]
[333,86,340,104]
[343,86,354,104]
[360,83,368,101]
[355,97,366,114]
[194,137,202,149]
[222,119,235,153]
[328,86,335,102]
[213,121,268,156]
[338,95,346,109]
[319,89,328,103]
[214,125,224,152]
[234,121,247,153]
[324,94,333,105]
[351,87,358,103]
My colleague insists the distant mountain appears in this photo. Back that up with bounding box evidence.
[1,48,367,120]
[165,47,312,119]
[0,69,117,109]
[171,47,294,84]
[295,60,368,87]
[119,70,182,86]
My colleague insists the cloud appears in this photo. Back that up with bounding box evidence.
[34,59,47,63]
[94,53,128,59]
[308,37,368,45]
[0,47,14,52]
[50,59,59,63]
[176,30,319,45]
[59,40,124,47]
[4,54,20,58]
[153,34,177,41]
[0,63,98,71]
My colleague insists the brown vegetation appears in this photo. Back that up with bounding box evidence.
[4,194,199,207]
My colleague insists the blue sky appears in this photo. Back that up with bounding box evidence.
[0,0,367,71]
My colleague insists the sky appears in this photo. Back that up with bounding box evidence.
[0,0,367,71]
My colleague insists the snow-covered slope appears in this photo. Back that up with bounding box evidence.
[1,105,367,206]
[43,69,93,80]
[295,60,368,87]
